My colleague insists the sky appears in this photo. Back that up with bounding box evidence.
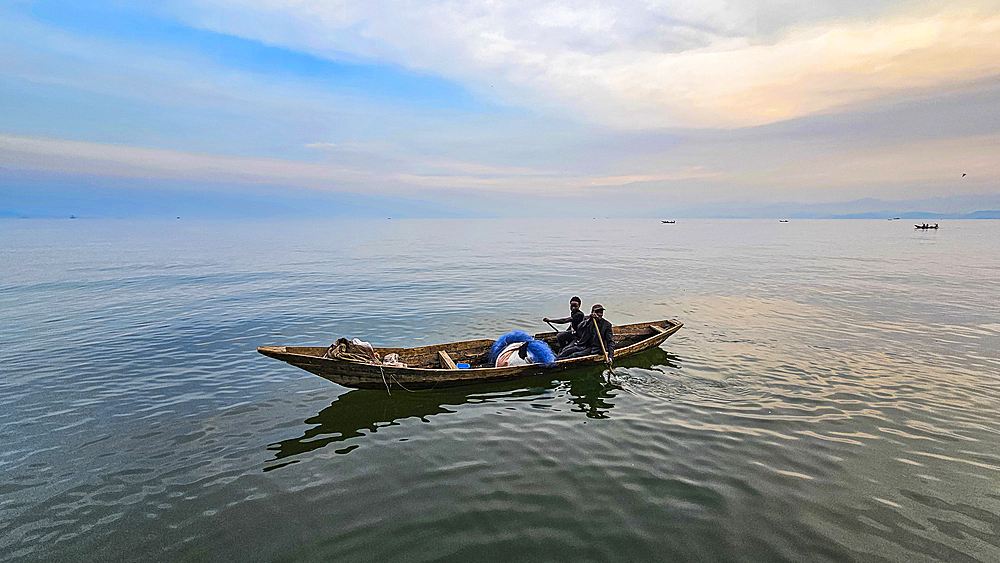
[1,0,999,217]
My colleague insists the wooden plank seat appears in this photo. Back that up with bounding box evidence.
[438,350,458,369]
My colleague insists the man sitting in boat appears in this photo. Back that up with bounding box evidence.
[543,296,585,351]
[556,304,614,363]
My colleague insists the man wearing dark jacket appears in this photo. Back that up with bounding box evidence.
[544,296,585,351]
[555,304,614,365]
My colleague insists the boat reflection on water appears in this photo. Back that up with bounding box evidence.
[264,347,681,470]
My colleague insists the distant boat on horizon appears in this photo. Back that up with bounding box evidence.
[661,220,675,224]
[779,219,789,222]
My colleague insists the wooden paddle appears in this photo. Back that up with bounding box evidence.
[545,320,559,333]
[593,317,612,367]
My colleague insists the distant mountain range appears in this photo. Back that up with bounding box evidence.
[3,172,999,219]
[673,194,1000,219]
[822,210,1000,219]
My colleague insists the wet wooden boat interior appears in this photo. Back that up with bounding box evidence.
[280,322,672,369]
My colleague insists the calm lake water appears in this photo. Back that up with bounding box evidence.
[2,218,999,562]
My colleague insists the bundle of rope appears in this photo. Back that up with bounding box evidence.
[323,337,413,394]
[323,337,382,364]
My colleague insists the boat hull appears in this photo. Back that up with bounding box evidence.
[258,318,682,389]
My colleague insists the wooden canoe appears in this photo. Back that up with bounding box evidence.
[258,318,683,389]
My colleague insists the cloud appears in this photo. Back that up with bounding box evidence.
[0,133,702,193]
[604,7,1000,127]
[0,7,501,160]
[0,134,380,190]
[0,133,728,199]
[159,1,1000,128]
[393,166,722,192]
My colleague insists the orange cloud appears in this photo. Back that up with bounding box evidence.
[588,7,1000,127]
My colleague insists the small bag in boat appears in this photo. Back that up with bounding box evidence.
[382,353,407,367]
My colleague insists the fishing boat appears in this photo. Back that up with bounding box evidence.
[661,220,675,224]
[914,223,939,229]
[258,318,683,389]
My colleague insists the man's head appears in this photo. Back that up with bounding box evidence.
[591,304,605,317]
[570,296,581,311]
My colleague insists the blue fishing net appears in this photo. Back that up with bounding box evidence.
[524,340,556,365]
[488,331,556,366]
[488,330,533,364]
